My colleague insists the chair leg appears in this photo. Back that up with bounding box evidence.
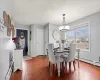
[60,62,63,75]
[49,63,54,76]
[53,64,55,76]
[49,61,50,69]
[65,62,67,72]
[62,62,64,73]
[50,64,53,76]
[48,61,51,73]
[56,64,57,70]
[69,62,71,72]
[49,62,52,76]
[55,64,57,73]
[60,62,62,72]
[73,60,76,70]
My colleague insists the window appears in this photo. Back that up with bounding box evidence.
[67,22,90,51]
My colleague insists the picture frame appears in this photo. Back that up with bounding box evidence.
[7,15,11,36]
[3,11,8,27]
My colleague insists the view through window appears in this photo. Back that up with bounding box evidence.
[67,23,90,50]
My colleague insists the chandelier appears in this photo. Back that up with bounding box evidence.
[59,14,70,31]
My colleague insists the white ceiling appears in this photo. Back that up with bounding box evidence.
[12,0,100,25]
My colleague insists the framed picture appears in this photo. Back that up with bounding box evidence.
[10,24,15,37]
[3,11,8,27]
[7,15,11,36]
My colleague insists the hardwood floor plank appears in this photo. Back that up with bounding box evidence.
[10,56,100,80]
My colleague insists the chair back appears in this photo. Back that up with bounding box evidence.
[48,44,56,63]
[66,41,73,48]
[67,43,76,62]
[54,43,59,48]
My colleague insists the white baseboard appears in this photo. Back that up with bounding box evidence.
[75,57,100,67]
[95,62,100,66]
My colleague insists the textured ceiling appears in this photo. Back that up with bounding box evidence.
[12,0,100,25]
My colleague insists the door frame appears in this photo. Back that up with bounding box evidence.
[44,27,49,55]
[15,28,30,56]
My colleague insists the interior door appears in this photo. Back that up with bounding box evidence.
[36,28,44,56]
[44,28,49,55]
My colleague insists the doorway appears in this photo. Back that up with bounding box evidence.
[16,29,28,56]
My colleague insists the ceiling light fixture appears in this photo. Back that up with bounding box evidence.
[59,14,70,31]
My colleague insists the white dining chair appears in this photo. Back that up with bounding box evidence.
[54,43,59,48]
[66,41,73,48]
[48,44,56,63]
[64,43,76,72]
[47,43,57,76]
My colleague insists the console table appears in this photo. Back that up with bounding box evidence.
[13,49,23,71]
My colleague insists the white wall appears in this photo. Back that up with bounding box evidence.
[0,28,9,80]
[31,24,44,57]
[0,0,13,80]
[68,12,100,66]
[44,23,60,43]
[44,23,60,54]
[0,0,13,15]
[49,24,60,43]
[15,23,30,30]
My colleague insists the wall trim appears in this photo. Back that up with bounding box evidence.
[76,57,100,67]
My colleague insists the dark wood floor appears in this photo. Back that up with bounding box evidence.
[10,56,100,80]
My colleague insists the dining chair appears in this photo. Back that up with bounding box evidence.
[47,43,57,76]
[64,43,76,72]
[62,41,67,49]
[54,43,59,48]
[66,41,73,48]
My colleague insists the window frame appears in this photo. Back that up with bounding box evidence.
[67,21,91,52]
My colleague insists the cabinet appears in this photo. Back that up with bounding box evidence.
[0,36,13,80]
[13,50,23,71]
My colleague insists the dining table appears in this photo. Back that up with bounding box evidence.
[54,48,80,77]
